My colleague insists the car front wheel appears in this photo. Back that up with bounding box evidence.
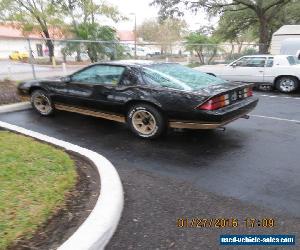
[30,89,54,116]
[127,104,166,139]
[275,76,299,93]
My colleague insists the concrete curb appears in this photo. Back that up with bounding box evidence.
[0,102,31,114]
[0,120,124,250]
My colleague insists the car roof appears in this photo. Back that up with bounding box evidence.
[92,60,173,67]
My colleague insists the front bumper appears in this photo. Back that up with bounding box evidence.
[169,96,258,129]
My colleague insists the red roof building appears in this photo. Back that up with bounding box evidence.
[117,30,135,42]
[0,23,66,40]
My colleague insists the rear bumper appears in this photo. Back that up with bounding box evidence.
[169,96,258,129]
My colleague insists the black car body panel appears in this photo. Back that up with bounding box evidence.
[18,61,259,129]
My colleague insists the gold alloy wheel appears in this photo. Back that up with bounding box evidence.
[132,110,156,135]
[33,95,52,115]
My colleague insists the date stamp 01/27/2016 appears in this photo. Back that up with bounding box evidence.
[176,218,275,228]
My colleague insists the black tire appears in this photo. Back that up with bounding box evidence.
[30,89,54,116]
[275,76,299,93]
[127,104,166,139]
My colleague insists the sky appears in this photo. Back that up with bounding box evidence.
[105,0,218,31]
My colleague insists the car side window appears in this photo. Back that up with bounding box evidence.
[121,68,139,86]
[242,57,266,67]
[71,65,125,85]
[266,57,274,67]
[287,56,297,65]
[233,57,247,66]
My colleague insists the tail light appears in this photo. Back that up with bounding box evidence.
[196,94,229,110]
[197,87,253,111]
[244,87,253,97]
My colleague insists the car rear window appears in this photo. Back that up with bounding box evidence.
[287,56,297,65]
[141,63,226,91]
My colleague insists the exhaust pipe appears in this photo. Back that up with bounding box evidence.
[217,127,226,131]
[242,115,250,119]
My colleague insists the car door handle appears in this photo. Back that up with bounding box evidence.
[259,71,264,73]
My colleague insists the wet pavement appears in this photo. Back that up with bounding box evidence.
[1,90,300,249]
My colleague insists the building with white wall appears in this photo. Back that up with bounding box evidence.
[0,23,65,59]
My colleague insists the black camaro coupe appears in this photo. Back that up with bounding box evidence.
[18,60,258,139]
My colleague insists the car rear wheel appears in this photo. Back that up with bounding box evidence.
[127,104,166,139]
[30,90,54,116]
[275,76,299,93]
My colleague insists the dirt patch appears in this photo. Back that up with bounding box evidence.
[8,153,100,250]
[0,81,20,105]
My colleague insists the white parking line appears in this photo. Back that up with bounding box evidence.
[256,94,300,100]
[250,114,300,123]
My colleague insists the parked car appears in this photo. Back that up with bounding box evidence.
[18,61,258,139]
[125,45,160,57]
[66,52,90,62]
[196,55,300,93]
[9,51,29,61]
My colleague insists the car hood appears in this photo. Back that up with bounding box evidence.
[39,76,64,82]
[18,76,64,90]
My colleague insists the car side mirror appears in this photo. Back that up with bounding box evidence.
[61,76,71,82]
[231,63,237,68]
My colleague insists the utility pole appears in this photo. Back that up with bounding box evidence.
[130,13,137,59]
[134,14,137,59]
[27,38,36,79]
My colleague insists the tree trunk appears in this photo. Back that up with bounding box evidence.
[258,16,269,54]
[46,39,54,61]
[229,43,234,59]
[207,48,217,64]
[196,50,204,64]
[87,44,98,63]
[76,49,82,62]
[43,29,55,62]
[62,52,67,62]
[238,41,243,54]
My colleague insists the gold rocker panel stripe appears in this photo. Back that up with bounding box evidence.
[55,104,126,123]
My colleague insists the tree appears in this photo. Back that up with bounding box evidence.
[214,1,300,52]
[185,32,220,64]
[0,0,64,61]
[76,23,120,62]
[137,18,187,53]
[213,10,257,58]
[58,0,123,62]
[152,0,299,53]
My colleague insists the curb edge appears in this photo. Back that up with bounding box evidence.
[0,116,124,250]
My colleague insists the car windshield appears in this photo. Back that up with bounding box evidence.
[141,63,226,91]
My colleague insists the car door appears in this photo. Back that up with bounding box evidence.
[263,57,275,84]
[45,79,70,104]
[223,56,266,83]
[63,64,126,111]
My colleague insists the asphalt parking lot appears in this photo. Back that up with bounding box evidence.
[1,90,300,249]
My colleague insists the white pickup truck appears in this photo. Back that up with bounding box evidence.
[196,55,300,93]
